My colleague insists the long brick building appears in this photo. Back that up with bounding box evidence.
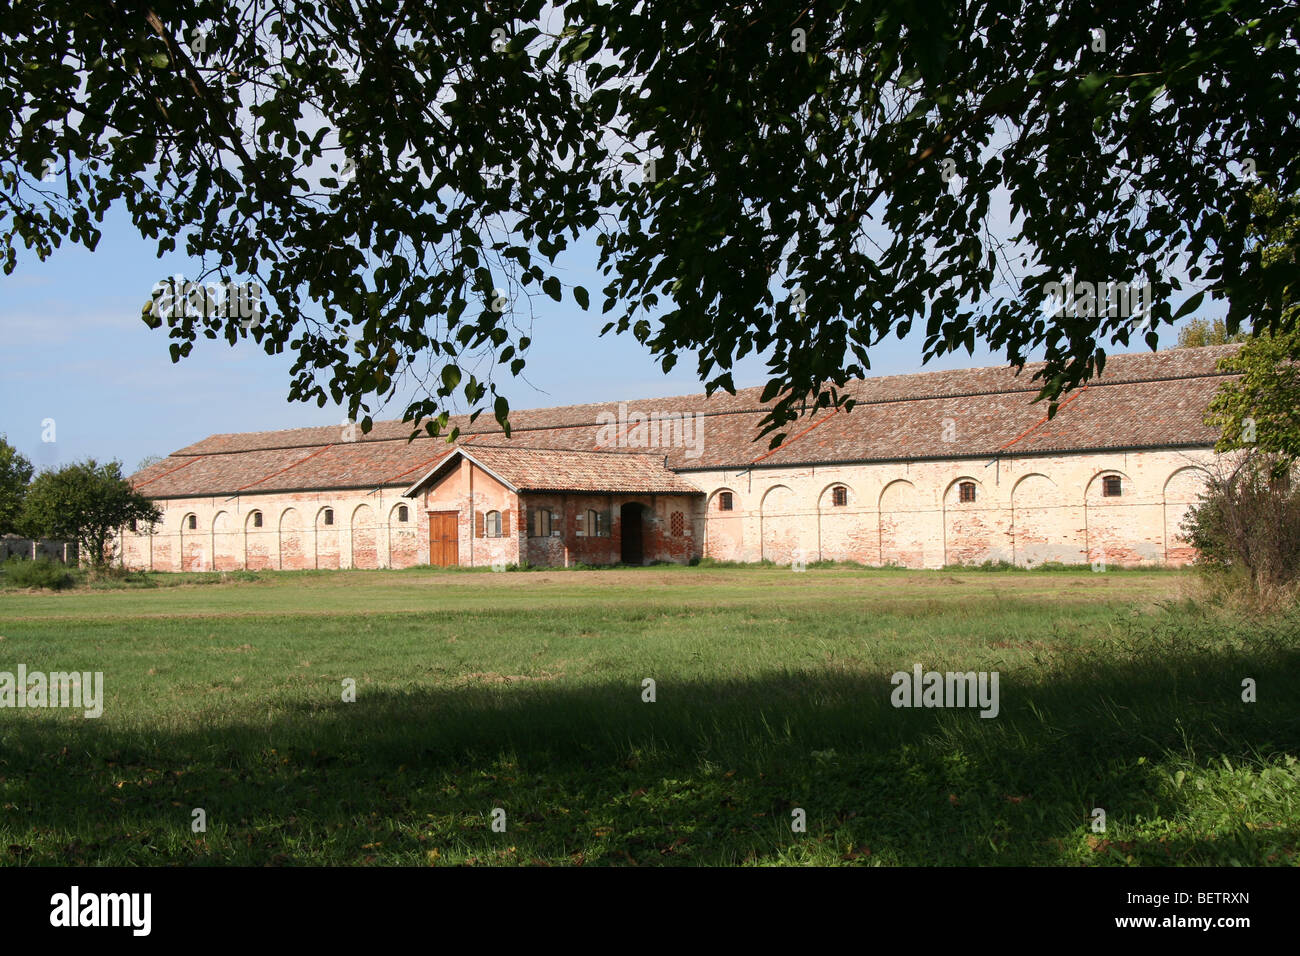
[121,344,1236,572]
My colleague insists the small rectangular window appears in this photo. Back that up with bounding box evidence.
[187,514,197,530]
[128,519,138,533]
[252,511,263,528]
[832,486,847,507]
[324,508,334,526]
[959,481,976,503]
[1103,476,1122,497]
[398,505,409,522]
[719,491,733,511]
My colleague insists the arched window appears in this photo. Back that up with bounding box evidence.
[397,505,409,522]
[959,481,976,503]
[251,511,263,528]
[186,514,197,530]
[718,491,734,511]
[831,486,847,507]
[323,508,334,526]
[486,510,502,537]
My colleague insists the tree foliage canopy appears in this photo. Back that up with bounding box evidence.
[20,460,162,566]
[3,1,1298,443]
[1207,329,1300,462]
[0,436,34,535]
[1204,188,1300,461]
[1176,317,1248,349]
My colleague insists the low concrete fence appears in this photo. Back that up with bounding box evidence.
[0,536,78,564]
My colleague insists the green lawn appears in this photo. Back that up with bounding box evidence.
[0,564,1296,866]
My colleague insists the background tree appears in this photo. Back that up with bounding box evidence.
[135,454,167,473]
[0,436,34,535]
[3,2,1298,444]
[20,460,162,568]
[1205,188,1300,462]
[1177,318,1249,349]
[1206,329,1300,464]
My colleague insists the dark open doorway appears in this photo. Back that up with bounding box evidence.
[619,502,645,565]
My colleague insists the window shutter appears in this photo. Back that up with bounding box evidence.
[551,510,560,536]
[502,511,510,537]
[526,507,534,537]
[475,511,484,538]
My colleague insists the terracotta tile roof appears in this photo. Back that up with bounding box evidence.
[411,446,704,495]
[130,345,1239,497]
[129,442,459,499]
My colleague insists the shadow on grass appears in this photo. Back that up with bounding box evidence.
[3,631,1298,866]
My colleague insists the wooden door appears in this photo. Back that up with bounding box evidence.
[429,511,459,567]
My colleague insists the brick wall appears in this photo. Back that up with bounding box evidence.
[684,448,1216,568]
[423,458,521,568]
[0,537,77,564]
[118,488,426,571]
[520,492,699,566]
[119,448,1216,571]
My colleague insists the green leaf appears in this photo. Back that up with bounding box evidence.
[1172,291,1206,322]
[1078,73,1109,96]
[564,37,592,63]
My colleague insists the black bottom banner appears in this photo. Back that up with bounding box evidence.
[1,864,1285,942]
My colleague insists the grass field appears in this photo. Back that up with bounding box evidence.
[1,563,1297,866]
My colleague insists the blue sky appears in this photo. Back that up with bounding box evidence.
[0,203,1210,475]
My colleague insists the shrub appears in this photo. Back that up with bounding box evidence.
[1182,451,1300,607]
[941,559,1018,572]
[3,556,74,590]
[87,563,132,582]
[86,569,157,590]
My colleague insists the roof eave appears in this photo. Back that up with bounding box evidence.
[517,487,705,496]
[669,441,1221,473]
